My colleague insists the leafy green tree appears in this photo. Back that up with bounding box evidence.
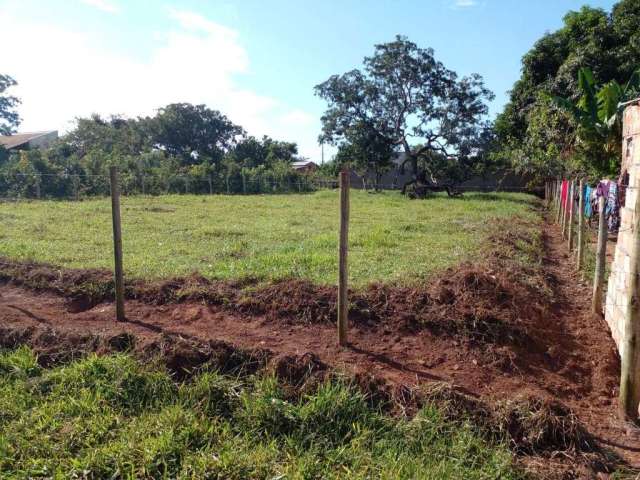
[149,103,244,166]
[227,135,298,169]
[333,124,394,190]
[495,0,640,178]
[0,74,20,136]
[65,114,151,157]
[549,67,640,176]
[0,101,318,198]
[315,36,494,194]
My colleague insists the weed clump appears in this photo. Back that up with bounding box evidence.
[0,347,526,479]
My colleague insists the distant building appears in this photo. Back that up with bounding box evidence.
[291,160,318,173]
[0,131,58,151]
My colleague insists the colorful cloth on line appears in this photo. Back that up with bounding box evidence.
[584,185,593,217]
[606,181,620,233]
[561,180,569,210]
[596,180,609,200]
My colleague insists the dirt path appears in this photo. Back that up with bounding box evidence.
[0,217,639,470]
[540,220,640,467]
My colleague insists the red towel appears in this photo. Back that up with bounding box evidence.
[561,180,568,209]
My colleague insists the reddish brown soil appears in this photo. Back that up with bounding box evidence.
[1,218,639,477]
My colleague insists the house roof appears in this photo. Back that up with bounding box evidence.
[292,160,317,167]
[0,131,57,150]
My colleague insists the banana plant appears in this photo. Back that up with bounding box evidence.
[550,68,640,151]
[547,67,640,174]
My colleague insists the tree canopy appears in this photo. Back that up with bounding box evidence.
[549,67,640,175]
[494,0,640,179]
[148,103,244,166]
[315,35,494,193]
[0,102,313,198]
[0,74,20,136]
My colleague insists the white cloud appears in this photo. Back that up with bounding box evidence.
[0,7,321,160]
[80,0,120,14]
[452,0,478,8]
[167,8,231,35]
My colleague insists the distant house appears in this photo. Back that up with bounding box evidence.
[291,160,318,173]
[0,131,58,151]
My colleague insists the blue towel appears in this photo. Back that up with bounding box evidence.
[584,185,593,217]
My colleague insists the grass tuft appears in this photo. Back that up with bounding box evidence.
[0,347,527,479]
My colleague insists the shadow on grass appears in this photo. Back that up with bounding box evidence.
[452,192,540,207]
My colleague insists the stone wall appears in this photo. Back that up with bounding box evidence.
[605,103,640,355]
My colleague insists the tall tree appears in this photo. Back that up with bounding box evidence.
[495,0,640,178]
[65,114,151,157]
[550,67,640,175]
[0,74,20,136]
[315,36,494,194]
[149,103,244,166]
[228,135,298,169]
[333,123,394,190]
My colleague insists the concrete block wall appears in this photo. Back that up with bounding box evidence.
[605,104,640,357]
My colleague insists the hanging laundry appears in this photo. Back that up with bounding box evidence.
[561,180,569,210]
[596,180,610,200]
[584,185,593,217]
[607,181,620,232]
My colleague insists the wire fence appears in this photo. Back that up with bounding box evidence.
[0,171,339,201]
[0,171,543,202]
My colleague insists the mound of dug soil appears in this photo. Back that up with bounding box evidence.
[0,217,553,360]
[0,319,622,479]
[2,214,638,476]
[420,382,619,479]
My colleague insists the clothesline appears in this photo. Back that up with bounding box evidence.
[557,178,624,233]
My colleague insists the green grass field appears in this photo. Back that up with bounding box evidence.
[0,190,538,287]
[0,347,524,479]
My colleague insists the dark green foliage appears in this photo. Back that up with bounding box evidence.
[315,36,494,191]
[0,348,525,479]
[0,74,20,136]
[0,104,319,198]
[548,67,640,175]
[495,0,640,179]
[334,124,394,190]
[148,103,244,166]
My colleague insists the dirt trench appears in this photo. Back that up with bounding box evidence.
[0,218,638,478]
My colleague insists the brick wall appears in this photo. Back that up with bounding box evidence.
[605,104,640,356]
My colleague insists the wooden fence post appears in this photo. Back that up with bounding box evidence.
[338,168,350,346]
[208,175,213,195]
[620,179,640,422]
[545,181,549,207]
[109,166,126,322]
[567,180,575,250]
[592,196,607,314]
[577,179,585,270]
[35,175,41,199]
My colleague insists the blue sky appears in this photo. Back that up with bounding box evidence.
[0,0,617,161]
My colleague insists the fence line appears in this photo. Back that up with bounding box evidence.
[545,176,639,422]
[0,171,542,202]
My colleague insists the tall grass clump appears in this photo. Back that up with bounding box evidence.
[0,347,526,479]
